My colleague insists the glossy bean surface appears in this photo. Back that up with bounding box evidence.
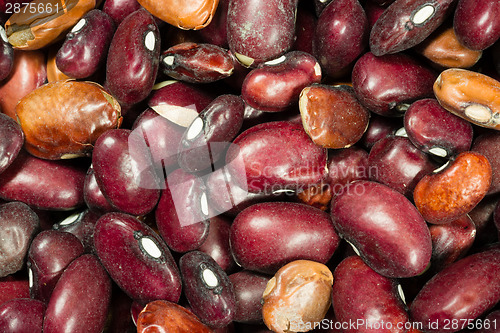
[229,270,270,324]
[0,298,45,333]
[0,113,24,174]
[198,216,236,273]
[0,26,13,81]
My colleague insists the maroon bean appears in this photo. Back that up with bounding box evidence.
[52,210,101,252]
[331,180,432,277]
[0,298,45,333]
[56,10,115,79]
[410,246,500,333]
[83,166,115,213]
[43,254,111,333]
[472,133,500,195]
[370,0,456,56]
[93,212,182,305]
[179,251,236,328]
[360,114,401,149]
[365,0,387,29]
[292,6,316,55]
[479,310,500,333]
[0,113,23,174]
[198,216,237,273]
[230,202,340,274]
[0,26,13,81]
[313,0,368,78]
[327,146,370,192]
[196,0,230,47]
[405,98,473,158]
[0,277,29,306]
[28,230,84,303]
[0,202,39,277]
[229,270,270,324]
[105,8,160,105]
[102,0,142,25]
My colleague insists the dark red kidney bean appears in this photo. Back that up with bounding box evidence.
[160,43,234,84]
[327,146,370,194]
[229,270,270,324]
[43,254,111,333]
[370,0,456,56]
[478,310,500,333]
[56,10,115,79]
[494,201,500,241]
[368,135,437,197]
[292,6,316,55]
[28,230,84,303]
[0,202,39,277]
[105,8,160,106]
[93,212,182,305]
[313,0,368,78]
[230,202,340,274]
[331,180,432,277]
[83,166,115,213]
[0,298,45,333]
[178,94,245,173]
[198,216,236,273]
[468,191,498,247]
[454,0,500,51]
[405,98,473,158]
[0,113,23,174]
[332,256,409,333]
[226,121,328,194]
[472,132,500,195]
[0,277,29,306]
[0,26,13,81]
[429,214,476,272]
[52,210,101,252]
[103,0,142,25]
[92,129,160,216]
[360,113,402,149]
[241,51,321,112]
[106,287,135,333]
[410,246,500,333]
[0,150,86,210]
[155,168,210,253]
[227,0,298,67]
[179,251,236,328]
[365,0,387,29]
[196,0,229,47]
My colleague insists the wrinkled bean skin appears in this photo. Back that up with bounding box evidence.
[56,10,115,79]
[368,135,437,197]
[453,0,500,51]
[28,230,84,303]
[473,133,500,195]
[16,80,122,160]
[299,84,370,149]
[331,180,432,278]
[242,51,322,112]
[105,8,160,106]
[230,202,340,274]
[83,166,115,213]
[0,113,23,174]
[227,0,298,67]
[93,212,182,305]
[0,150,86,210]
[180,251,236,328]
[370,0,456,56]
[103,0,142,25]
[313,0,368,78]
[43,254,111,333]
[0,27,13,81]
[92,129,160,216]
[198,216,236,273]
[352,52,436,116]
[404,98,473,158]
[229,270,270,323]
[137,300,214,333]
[155,168,210,252]
[410,246,500,333]
[433,69,500,130]
[0,298,45,333]
[226,121,328,193]
[52,210,101,252]
[0,202,39,277]
[262,260,333,333]
[332,256,409,333]
[414,152,492,224]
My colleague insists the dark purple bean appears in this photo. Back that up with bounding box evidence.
[92,129,160,216]
[52,210,101,252]
[370,0,456,56]
[0,202,39,277]
[198,216,237,273]
[93,212,182,305]
[155,168,210,252]
[479,310,500,333]
[0,298,45,333]
[105,8,160,105]
[327,146,370,192]
[332,256,409,333]
[469,195,499,247]
[365,0,387,29]
[230,202,340,274]
[454,0,500,51]
[0,26,13,81]
[56,10,115,79]
[405,98,473,158]
[331,180,432,277]
[0,113,23,174]
[28,230,84,303]
[103,0,142,25]
[472,132,500,195]
[313,0,368,78]
[352,52,437,116]
[178,94,245,173]
[360,113,401,149]
[0,150,86,210]
[229,270,271,324]
[83,166,115,213]
[180,251,236,328]
[227,0,298,67]
[292,6,316,55]
[495,201,500,241]
[196,0,229,47]
[106,288,136,333]
[43,254,111,333]
[410,246,500,333]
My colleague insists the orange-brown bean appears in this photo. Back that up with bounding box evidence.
[262,260,333,333]
[413,152,492,224]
